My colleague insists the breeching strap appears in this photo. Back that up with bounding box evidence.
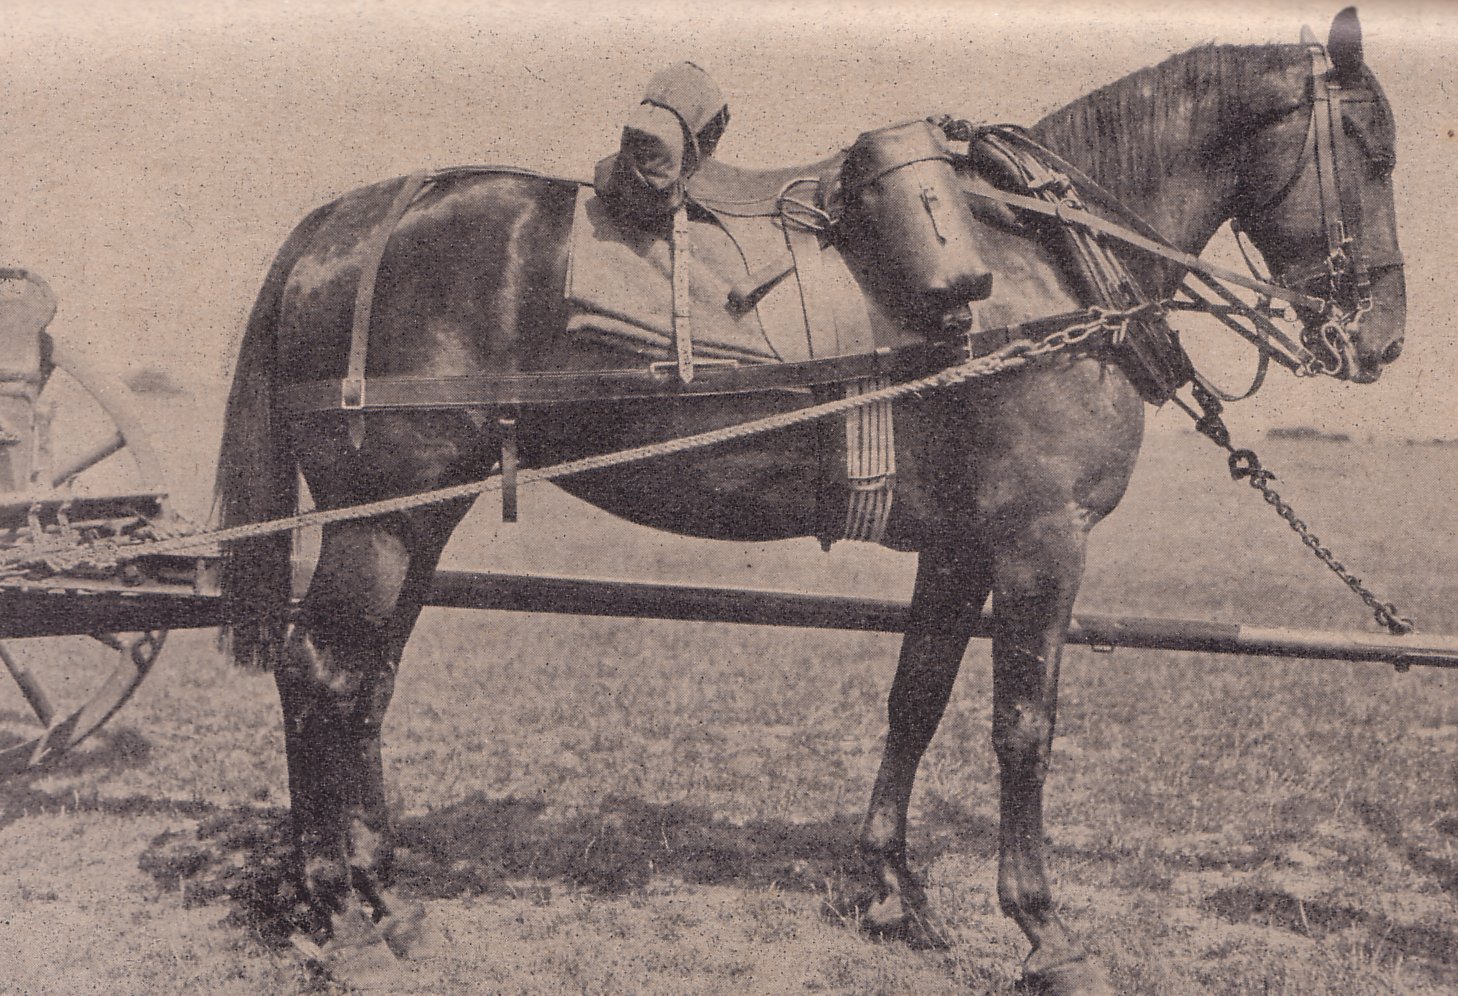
[343,169,432,446]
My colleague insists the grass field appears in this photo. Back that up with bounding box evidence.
[2,423,1456,995]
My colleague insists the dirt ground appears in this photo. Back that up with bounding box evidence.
[3,434,1457,993]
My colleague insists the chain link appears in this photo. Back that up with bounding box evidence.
[1183,382,1415,646]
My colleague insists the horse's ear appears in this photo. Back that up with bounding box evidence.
[1300,24,1320,46]
[1328,7,1365,82]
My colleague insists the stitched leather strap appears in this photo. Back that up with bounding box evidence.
[671,204,694,382]
[344,170,432,411]
[277,308,1093,414]
[841,377,895,543]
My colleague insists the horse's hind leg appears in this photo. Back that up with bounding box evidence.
[856,542,992,947]
[991,514,1114,996]
[276,498,473,979]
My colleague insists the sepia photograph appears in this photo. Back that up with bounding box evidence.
[1,1,1455,992]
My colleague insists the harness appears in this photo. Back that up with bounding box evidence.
[947,33,1389,386]
[278,39,1392,539]
[1230,36,1400,376]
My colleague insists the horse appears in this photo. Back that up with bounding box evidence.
[215,9,1403,992]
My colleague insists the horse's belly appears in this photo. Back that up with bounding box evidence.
[523,397,823,542]
[553,446,819,541]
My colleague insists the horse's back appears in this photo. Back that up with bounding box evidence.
[270,169,579,386]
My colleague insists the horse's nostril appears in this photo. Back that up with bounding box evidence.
[1381,338,1404,364]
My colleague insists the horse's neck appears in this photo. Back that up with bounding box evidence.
[1119,172,1231,281]
[1031,45,1305,297]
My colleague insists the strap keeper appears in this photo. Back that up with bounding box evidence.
[340,376,366,410]
[498,413,519,523]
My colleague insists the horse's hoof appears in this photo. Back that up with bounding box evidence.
[1020,954,1116,996]
[313,905,414,992]
[851,885,951,950]
[378,899,446,960]
[864,908,951,950]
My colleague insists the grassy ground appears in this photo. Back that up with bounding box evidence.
[2,429,1456,994]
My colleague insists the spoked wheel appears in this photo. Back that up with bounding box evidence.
[0,630,167,777]
[0,268,178,778]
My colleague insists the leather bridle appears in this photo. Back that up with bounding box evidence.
[1231,38,1402,376]
[950,34,1401,385]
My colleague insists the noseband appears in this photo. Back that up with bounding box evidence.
[1234,40,1401,375]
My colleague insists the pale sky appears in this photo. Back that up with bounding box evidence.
[3,0,1455,441]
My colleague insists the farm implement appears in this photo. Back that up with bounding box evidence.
[0,261,1454,779]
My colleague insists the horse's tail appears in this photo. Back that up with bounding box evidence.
[215,207,328,669]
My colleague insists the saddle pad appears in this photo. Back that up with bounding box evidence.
[564,188,891,367]
[565,191,788,364]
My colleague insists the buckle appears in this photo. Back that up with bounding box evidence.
[340,377,366,410]
[647,358,739,378]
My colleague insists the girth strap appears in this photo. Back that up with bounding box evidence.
[841,377,895,543]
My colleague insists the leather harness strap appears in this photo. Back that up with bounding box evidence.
[342,169,432,445]
[671,204,695,382]
[1310,42,1372,295]
[959,178,1326,313]
[277,309,1086,414]
[784,223,836,356]
[782,220,876,359]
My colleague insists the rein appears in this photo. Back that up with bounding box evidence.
[955,141,1325,314]
[945,123,1322,381]
[944,35,1386,384]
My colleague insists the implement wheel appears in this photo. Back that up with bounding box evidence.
[0,630,167,776]
[0,269,176,777]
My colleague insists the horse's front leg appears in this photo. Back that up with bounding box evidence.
[857,543,992,947]
[992,511,1113,996]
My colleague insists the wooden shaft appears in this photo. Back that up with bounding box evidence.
[423,570,1458,670]
[2,566,1454,670]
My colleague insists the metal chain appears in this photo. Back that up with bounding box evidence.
[0,305,1146,576]
[1179,381,1415,643]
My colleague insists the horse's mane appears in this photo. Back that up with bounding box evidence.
[1030,43,1309,201]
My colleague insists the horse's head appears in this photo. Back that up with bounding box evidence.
[1233,7,1404,383]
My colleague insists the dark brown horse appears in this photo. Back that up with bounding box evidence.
[217,10,1403,992]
